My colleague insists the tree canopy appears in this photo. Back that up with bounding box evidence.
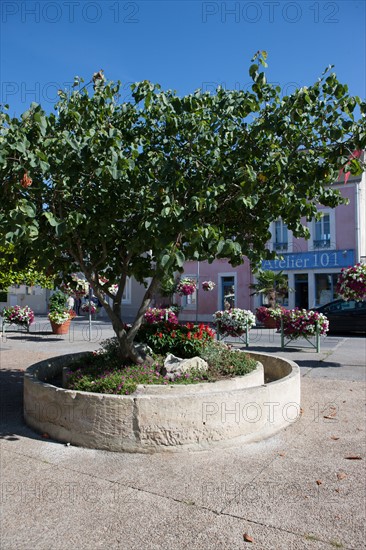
[0,52,365,361]
[0,244,55,290]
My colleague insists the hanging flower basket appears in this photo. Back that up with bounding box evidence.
[202,280,216,292]
[108,284,119,296]
[81,301,98,315]
[335,263,366,301]
[144,307,178,325]
[213,308,256,337]
[176,278,197,296]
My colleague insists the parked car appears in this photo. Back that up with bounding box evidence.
[315,299,366,333]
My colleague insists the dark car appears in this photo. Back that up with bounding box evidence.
[315,299,366,334]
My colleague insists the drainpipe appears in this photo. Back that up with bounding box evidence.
[355,181,361,263]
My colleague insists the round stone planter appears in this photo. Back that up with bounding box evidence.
[24,351,300,453]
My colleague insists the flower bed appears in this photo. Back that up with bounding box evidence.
[336,263,366,301]
[213,308,256,337]
[137,321,215,358]
[64,338,257,395]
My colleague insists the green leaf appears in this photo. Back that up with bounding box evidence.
[175,250,185,268]
[160,254,171,268]
[43,212,59,227]
[249,64,258,79]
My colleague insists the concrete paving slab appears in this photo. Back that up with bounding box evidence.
[1,321,365,549]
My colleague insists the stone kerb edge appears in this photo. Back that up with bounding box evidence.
[23,351,300,453]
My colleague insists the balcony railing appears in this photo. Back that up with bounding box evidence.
[313,239,331,249]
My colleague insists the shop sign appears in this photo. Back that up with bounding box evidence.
[261,249,355,271]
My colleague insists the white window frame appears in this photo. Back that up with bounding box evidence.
[309,209,336,251]
[218,272,237,310]
[122,277,132,304]
[270,218,293,253]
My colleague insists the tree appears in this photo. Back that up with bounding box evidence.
[0,244,55,289]
[250,270,290,308]
[0,52,365,362]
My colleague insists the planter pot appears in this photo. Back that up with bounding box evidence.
[50,319,71,335]
[264,317,277,329]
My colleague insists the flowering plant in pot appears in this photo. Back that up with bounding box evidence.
[2,305,35,329]
[202,280,216,291]
[48,310,71,324]
[335,263,366,301]
[48,290,74,334]
[256,305,285,327]
[213,308,256,337]
[176,277,197,296]
[250,270,291,327]
[280,308,329,339]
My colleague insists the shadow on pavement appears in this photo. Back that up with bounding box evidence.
[3,333,64,342]
[295,359,342,369]
[0,368,25,441]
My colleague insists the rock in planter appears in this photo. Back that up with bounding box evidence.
[162,354,209,380]
[135,343,154,359]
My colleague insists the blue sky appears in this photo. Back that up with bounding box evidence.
[1,1,365,116]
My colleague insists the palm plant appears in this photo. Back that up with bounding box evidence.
[250,270,290,308]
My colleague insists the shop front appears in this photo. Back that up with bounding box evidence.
[261,249,355,309]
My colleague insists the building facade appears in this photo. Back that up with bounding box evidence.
[179,169,366,322]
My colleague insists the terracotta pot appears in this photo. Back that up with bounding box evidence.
[51,318,71,335]
[264,316,277,329]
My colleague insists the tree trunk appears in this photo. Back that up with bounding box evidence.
[267,290,276,309]
[95,275,160,365]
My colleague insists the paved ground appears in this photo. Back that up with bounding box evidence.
[1,317,365,549]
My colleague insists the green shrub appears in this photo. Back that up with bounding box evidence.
[49,291,68,313]
[201,341,257,377]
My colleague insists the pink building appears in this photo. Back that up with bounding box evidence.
[179,169,366,322]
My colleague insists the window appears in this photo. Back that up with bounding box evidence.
[273,219,288,252]
[122,277,132,304]
[314,213,331,249]
[221,276,235,310]
[315,273,339,306]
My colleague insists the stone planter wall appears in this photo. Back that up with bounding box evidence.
[24,351,300,453]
